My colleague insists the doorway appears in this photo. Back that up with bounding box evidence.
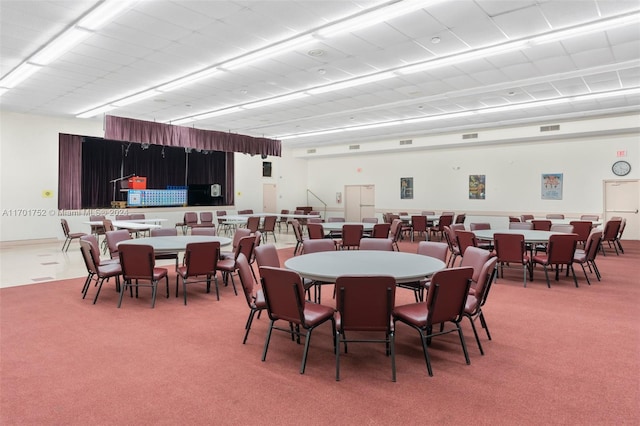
[603,179,639,239]
[344,185,375,222]
[263,183,277,213]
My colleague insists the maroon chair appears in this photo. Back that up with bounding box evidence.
[245,216,260,233]
[176,241,220,304]
[399,241,449,302]
[191,227,217,236]
[194,212,215,228]
[546,214,565,219]
[302,239,337,303]
[454,213,466,224]
[340,224,363,250]
[221,228,252,260]
[259,266,336,374]
[508,216,521,222]
[359,238,393,251]
[573,230,603,284]
[236,254,267,344]
[105,229,132,260]
[443,226,461,268]
[217,235,255,295]
[600,219,622,256]
[464,256,498,355]
[531,234,579,287]
[615,218,626,254]
[388,219,403,251]
[291,219,307,255]
[334,275,396,381]
[82,234,119,267]
[276,209,290,233]
[429,214,453,241]
[307,223,325,240]
[371,223,391,239]
[493,233,532,287]
[531,220,552,231]
[410,215,428,242]
[61,219,87,252]
[460,246,493,294]
[509,222,533,230]
[520,214,534,222]
[79,239,121,304]
[149,228,180,268]
[569,221,592,246]
[258,215,278,243]
[254,244,280,269]
[118,244,169,308]
[455,230,479,264]
[580,214,599,221]
[182,212,199,234]
[393,267,474,377]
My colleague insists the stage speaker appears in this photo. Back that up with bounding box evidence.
[211,184,222,197]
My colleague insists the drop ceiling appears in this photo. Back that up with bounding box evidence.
[1,0,639,149]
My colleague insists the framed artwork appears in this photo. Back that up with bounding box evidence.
[400,177,413,199]
[468,175,486,199]
[541,173,563,200]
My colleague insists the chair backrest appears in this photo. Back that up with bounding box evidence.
[389,219,402,242]
[307,223,325,239]
[327,217,345,223]
[550,224,574,233]
[236,235,256,261]
[103,219,115,232]
[335,275,396,332]
[291,219,304,243]
[254,244,280,268]
[443,226,458,252]
[199,212,214,225]
[520,214,534,222]
[460,246,492,283]
[411,215,427,232]
[508,216,521,222]
[509,222,533,230]
[421,211,435,216]
[231,228,252,249]
[455,230,478,257]
[118,244,156,280]
[216,210,227,217]
[618,218,627,238]
[236,254,257,307]
[493,233,527,264]
[303,238,337,253]
[371,223,391,238]
[105,230,132,259]
[130,213,145,220]
[361,217,378,223]
[450,223,465,231]
[307,218,323,224]
[438,214,454,230]
[60,219,71,237]
[580,214,599,221]
[359,238,394,251]
[442,211,455,216]
[191,227,217,236]
[546,214,565,219]
[531,220,552,231]
[417,241,449,263]
[184,212,198,225]
[546,234,578,264]
[150,228,178,236]
[468,257,498,312]
[342,224,364,247]
[246,216,260,233]
[602,219,621,240]
[183,241,219,277]
[116,215,131,221]
[583,230,602,261]
[260,266,306,324]
[426,267,473,325]
[454,213,466,224]
[80,235,102,267]
[469,223,491,231]
[261,216,277,231]
[79,240,98,274]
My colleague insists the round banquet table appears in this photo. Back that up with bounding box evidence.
[284,250,445,284]
[473,229,568,243]
[118,235,232,253]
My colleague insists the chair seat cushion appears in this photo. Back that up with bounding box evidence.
[217,259,235,271]
[153,267,168,280]
[302,302,335,326]
[97,263,121,277]
[393,303,427,327]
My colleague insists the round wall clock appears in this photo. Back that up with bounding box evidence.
[612,160,631,176]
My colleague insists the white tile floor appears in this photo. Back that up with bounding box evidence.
[0,229,299,288]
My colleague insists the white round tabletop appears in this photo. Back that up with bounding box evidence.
[118,235,232,252]
[321,222,376,232]
[284,250,445,284]
[473,229,568,243]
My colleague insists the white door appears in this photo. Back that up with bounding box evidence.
[263,183,277,213]
[603,179,639,239]
[344,185,375,222]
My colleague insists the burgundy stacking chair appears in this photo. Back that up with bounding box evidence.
[79,239,121,304]
[531,234,579,288]
[393,267,474,377]
[149,228,180,269]
[388,219,403,251]
[291,219,307,255]
[340,224,363,250]
[600,219,622,256]
[176,241,220,304]
[410,215,428,241]
[531,220,552,231]
[217,235,255,296]
[359,238,393,251]
[429,214,453,241]
[118,244,169,308]
[455,230,479,264]
[371,223,391,239]
[443,226,461,267]
[493,233,532,287]
[307,223,325,239]
[398,241,449,302]
[60,219,87,252]
[573,230,603,284]
[236,254,267,344]
[191,227,217,236]
[259,266,336,375]
[464,256,498,355]
[258,215,278,243]
[334,275,397,381]
[460,246,493,294]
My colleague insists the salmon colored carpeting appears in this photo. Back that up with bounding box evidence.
[1,240,639,425]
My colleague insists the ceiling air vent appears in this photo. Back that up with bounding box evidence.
[462,133,478,140]
[349,144,360,150]
[306,148,316,154]
[399,139,413,145]
[540,124,560,132]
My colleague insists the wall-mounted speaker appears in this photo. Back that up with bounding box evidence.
[211,184,222,197]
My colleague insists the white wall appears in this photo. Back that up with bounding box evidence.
[1,109,638,242]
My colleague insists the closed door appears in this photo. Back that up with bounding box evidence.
[263,184,277,213]
[603,179,639,239]
[344,185,375,222]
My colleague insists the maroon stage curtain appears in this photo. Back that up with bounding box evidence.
[58,134,82,210]
[104,115,281,157]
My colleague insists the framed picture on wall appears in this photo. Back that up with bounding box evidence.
[469,175,486,199]
[541,173,563,199]
[400,177,413,199]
